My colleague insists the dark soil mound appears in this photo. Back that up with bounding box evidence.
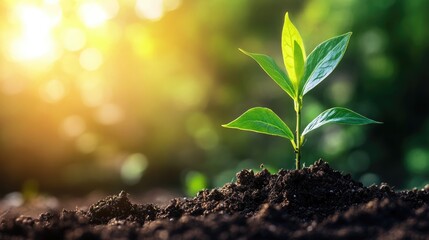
[1,160,429,239]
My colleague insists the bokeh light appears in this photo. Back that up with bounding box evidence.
[61,115,86,139]
[39,79,66,103]
[0,0,429,196]
[121,153,148,185]
[184,171,207,196]
[76,133,99,154]
[135,0,181,21]
[79,48,104,71]
[136,0,164,21]
[406,148,429,174]
[78,0,119,28]
[7,2,62,63]
[95,103,124,125]
[61,28,86,52]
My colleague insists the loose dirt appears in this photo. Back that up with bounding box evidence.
[1,160,429,239]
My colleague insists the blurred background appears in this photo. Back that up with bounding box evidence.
[1,0,429,200]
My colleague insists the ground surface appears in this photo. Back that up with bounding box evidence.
[1,160,429,239]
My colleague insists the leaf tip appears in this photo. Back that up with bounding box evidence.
[285,12,293,24]
[344,32,353,39]
[239,48,252,57]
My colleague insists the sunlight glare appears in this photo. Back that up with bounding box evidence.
[164,0,182,11]
[9,3,62,62]
[78,0,119,28]
[135,0,164,21]
[44,0,60,4]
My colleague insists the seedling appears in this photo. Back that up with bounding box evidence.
[223,12,381,170]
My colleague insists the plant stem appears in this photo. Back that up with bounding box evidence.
[294,99,302,170]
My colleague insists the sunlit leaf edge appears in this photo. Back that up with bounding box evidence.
[222,107,294,140]
[239,48,296,99]
[301,32,352,96]
[302,107,381,136]
[282,12,306,86]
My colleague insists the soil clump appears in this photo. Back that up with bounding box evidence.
[1,160,429,239]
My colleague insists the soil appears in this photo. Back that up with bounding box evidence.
[1,160,429,240]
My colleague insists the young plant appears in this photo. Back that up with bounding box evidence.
[222,12,381,170]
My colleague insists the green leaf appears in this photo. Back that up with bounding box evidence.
[293,41,305,84]
[282,12,306,87]
[302,107,381,136]
[239,49,295,99]
[301,32,352,96]
[222,107,294,140]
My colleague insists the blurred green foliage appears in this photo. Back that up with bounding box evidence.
[1,0,429,195]
[184,171,207,197]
